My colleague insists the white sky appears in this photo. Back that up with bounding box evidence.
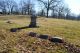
[65,0,80,15]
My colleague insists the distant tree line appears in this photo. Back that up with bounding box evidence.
[37,0,80,20]
[0,0,35,15]
[0,0,80,20]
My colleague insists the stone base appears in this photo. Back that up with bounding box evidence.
[29,22,37,28]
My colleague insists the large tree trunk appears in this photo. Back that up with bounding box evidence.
[28,6,30,15]
[11,7,13,14]
[47,0,49,18]
[47,8,49,18]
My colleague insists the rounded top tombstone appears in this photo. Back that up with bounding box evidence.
[31,13,37,18]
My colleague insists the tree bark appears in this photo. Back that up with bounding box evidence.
[46,0,49,18]
[47,8,49,18]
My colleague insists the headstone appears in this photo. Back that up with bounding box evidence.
[28,32,37,37]
[29,14,37,27]
[38,34,49,39]
[49,37,64,43]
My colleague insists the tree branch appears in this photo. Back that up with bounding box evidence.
[38,0,47,8]
[50,0,61,5]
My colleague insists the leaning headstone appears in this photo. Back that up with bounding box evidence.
[49,37,64,43]
[38,34,49,39]
[29,14,37,27]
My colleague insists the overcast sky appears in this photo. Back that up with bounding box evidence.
[15,0,80,15]
[65,0,80,15]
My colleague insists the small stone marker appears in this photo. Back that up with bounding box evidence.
[38,34,49,39]
[6,20,13,24]
[49,37,64,43]
[28,32,37,37]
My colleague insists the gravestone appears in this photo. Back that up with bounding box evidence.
[28,32,37,37]
[29,14,37,27]
[38,34,49,39]
[49,37,64,43]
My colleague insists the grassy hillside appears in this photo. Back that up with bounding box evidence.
[0,15,80,53]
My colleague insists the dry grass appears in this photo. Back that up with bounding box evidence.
[0,15,80,53]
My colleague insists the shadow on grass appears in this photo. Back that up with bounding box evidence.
[10,26,39,32]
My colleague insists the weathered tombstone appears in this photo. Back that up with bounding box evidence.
[29,14,37,28]
[49,37,64,43]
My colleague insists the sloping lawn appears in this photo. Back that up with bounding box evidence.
[0,15,80,53]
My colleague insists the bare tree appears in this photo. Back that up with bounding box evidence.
[0,0,7,14]
[26,0,31,15]
[38,0,61,18]
[19,0,25,15]
[6,0,17,14]
[53,1,71,19]
[19,0,34,15]
[12,4,19,15]
[50,1,65,18]
[65,8,71,19]
[38,9,45,16]
[57,5,66,18]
